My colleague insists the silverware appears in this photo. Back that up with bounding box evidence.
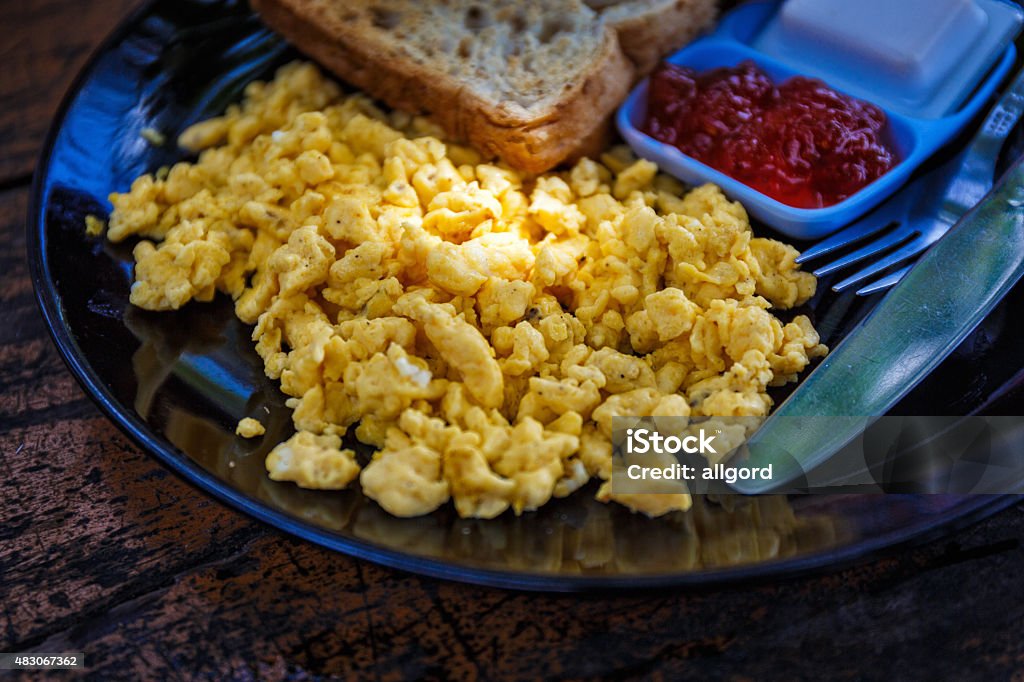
[732,149,1024,494]
[797,64,1024,295]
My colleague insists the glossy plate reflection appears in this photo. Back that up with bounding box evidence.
[28,0,1024,590]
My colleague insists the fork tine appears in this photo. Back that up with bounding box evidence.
[832,236,931,292]
[812,228,915,277]
[854,264,914,296]
[797,198,908,263]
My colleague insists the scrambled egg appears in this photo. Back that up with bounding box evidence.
[107,62,827,519]
[235,417,266,438]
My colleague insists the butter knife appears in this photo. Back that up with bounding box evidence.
[732,151,1024,493]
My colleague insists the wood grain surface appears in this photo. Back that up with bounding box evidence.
[0,0,142,186]
[4,1,1024,680]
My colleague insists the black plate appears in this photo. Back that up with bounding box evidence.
[28,0,1024,590]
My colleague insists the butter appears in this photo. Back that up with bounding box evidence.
[754,0,1021,118]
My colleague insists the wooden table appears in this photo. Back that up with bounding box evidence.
[4,1,1024,679]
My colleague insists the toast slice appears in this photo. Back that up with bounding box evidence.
[591,0,718,75]
[250,0,635,173]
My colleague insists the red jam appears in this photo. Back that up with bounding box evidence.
[643,61,899,209]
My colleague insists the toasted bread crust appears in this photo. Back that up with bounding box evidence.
[251,0,634,173]
[610,0,718,76]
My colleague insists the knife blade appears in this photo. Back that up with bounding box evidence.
[731,152,1024,493]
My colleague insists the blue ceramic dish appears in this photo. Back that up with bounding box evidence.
[617,0,1018,239]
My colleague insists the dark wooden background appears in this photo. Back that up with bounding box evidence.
[4,1,1024,679]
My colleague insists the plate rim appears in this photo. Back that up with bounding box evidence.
[24,0,1022,592]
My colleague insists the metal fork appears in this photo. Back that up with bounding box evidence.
[798,64,1024,296]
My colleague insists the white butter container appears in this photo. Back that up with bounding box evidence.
[754,0,1023,118]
